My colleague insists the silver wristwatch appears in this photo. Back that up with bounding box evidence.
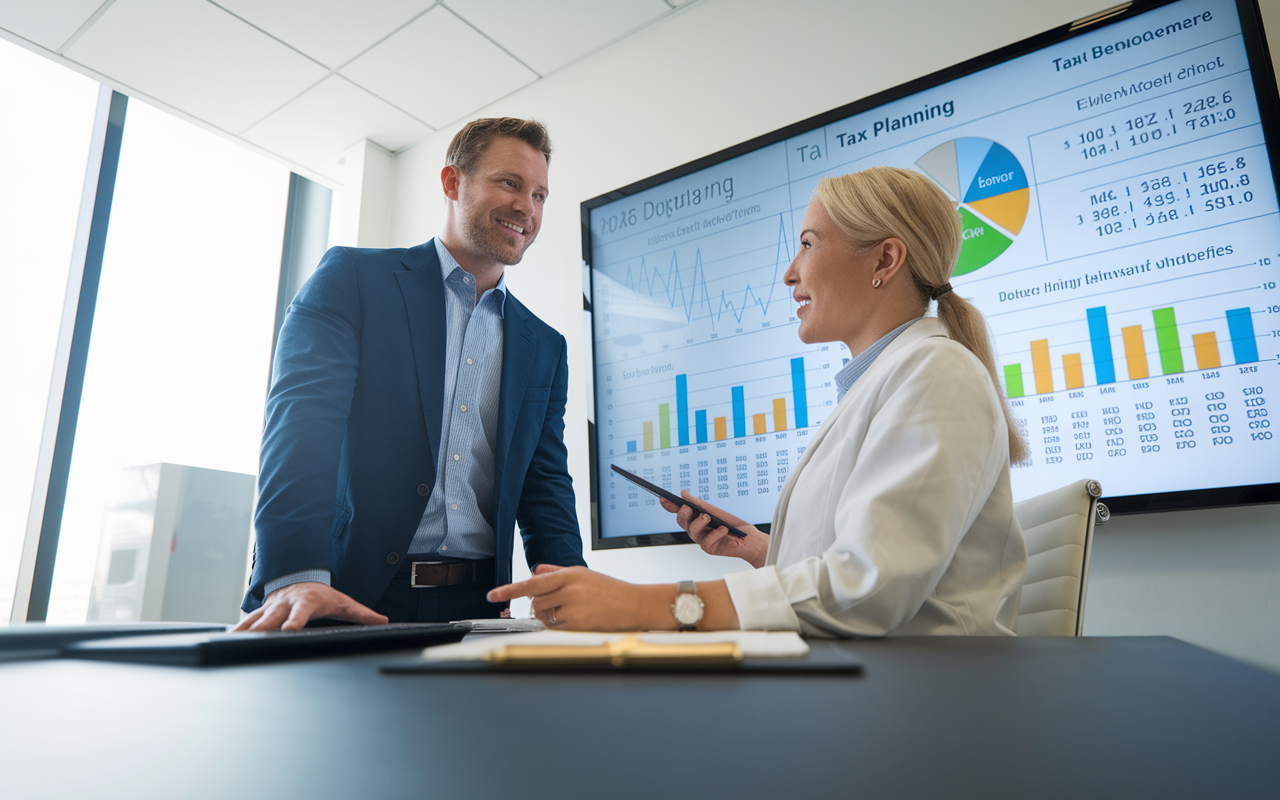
[671,580,704,631]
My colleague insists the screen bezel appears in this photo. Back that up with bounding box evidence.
[582,0,1280,550]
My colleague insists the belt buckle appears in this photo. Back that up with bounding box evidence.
[410,560,445,588]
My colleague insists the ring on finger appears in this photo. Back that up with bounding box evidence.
[550,607,558,626]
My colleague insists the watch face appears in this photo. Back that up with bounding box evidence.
[673,593,704,625]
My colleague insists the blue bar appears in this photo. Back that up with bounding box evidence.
[1086,306,1116,384]
[676,374,690,446]
[695,410,708,443]
[1226,307,1259,364]
[626,441,636,453]
[732,386,746,438]
[790,357,809,428]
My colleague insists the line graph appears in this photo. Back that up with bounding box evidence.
[618,215,793,329]
[593,204,840,537]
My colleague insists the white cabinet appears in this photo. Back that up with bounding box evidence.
[88,464,253,624]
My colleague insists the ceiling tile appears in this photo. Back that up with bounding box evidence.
[212,0,436,69]
[446,0,670,75]
[64,0,327,134]
[340,5,535,129]
[0,0,105,51]
[242,74,432,167]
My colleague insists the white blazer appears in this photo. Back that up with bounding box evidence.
[723,318,1026,637]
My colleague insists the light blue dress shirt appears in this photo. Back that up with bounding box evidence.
[408,239,506,559]
[834,317,922,401]
[264,239,507,595]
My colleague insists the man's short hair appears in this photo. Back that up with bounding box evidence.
[445,118,552,174]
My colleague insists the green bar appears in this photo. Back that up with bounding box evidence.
[1152,307,1184,374]
[659,403,671,449]
[1004,364,1024,398]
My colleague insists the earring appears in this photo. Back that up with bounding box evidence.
[872,278,882,288]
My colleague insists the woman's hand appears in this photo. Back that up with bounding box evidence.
[487,567,674,631]
[488,568,741,632]
[660,492,769,568]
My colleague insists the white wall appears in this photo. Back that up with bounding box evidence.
[387,0,1280,670]
[333,139,394,249]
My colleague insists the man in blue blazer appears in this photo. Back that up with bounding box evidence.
[236,118,585,630]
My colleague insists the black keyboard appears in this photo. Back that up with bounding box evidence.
[0,622,228,662]
[63,622,470,666]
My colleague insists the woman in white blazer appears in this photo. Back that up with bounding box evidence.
[490,167,1029,636]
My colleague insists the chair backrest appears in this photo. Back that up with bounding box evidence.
[1013,478,1104,636]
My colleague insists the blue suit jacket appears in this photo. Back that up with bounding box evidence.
[242,239,585,612]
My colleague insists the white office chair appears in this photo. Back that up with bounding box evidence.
[1013,478,1108,636]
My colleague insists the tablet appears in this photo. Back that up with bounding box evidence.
[609,464,748,538]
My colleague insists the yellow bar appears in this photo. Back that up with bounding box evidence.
[714,417,727,441]
[753,413,767,435]
[1193,332,1221,369]
[1031,339,1053,394]
[1122,325,1149,380]
[773,398,787,432]
[1063,353,1084,389]
[642,421,653,451]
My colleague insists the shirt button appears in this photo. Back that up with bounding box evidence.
[387,552,399,564]
[452,503,458,510]
[467,358,473,365]
[460,405,467,412]
[441,545,448,552]
[453,454,460,461]
[417,484,430,496]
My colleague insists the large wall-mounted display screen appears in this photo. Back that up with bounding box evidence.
[584,0,1280,547]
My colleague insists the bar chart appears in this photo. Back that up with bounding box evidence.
[599,328,843,537]
[982,225,1278,503]
[625,357,811,452]
[1002,304,1261,397]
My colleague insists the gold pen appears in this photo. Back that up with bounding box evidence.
[485,635,743,666]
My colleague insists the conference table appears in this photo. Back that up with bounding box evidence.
[2,635,1277,799]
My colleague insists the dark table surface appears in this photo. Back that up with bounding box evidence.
[2,635,1277,799]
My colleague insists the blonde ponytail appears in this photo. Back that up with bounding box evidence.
[816,167,1029,464]
[936,293,1030,464]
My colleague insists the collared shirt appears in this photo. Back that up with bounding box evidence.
[263,240,506,596]
[834,317,922,401]
[407,239,507,559]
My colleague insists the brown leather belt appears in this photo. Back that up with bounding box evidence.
[409,560,492,588]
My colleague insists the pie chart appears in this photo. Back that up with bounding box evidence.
[916,138,1029,276]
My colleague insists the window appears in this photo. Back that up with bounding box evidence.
[45,99,289,623]
[0,39,99,621]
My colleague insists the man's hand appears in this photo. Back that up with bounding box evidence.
[232,582,388,632]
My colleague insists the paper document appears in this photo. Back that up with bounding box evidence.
[458,619,546,633]
[424,630,808,663]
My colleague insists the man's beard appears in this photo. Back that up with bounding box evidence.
[462,208,534,267]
